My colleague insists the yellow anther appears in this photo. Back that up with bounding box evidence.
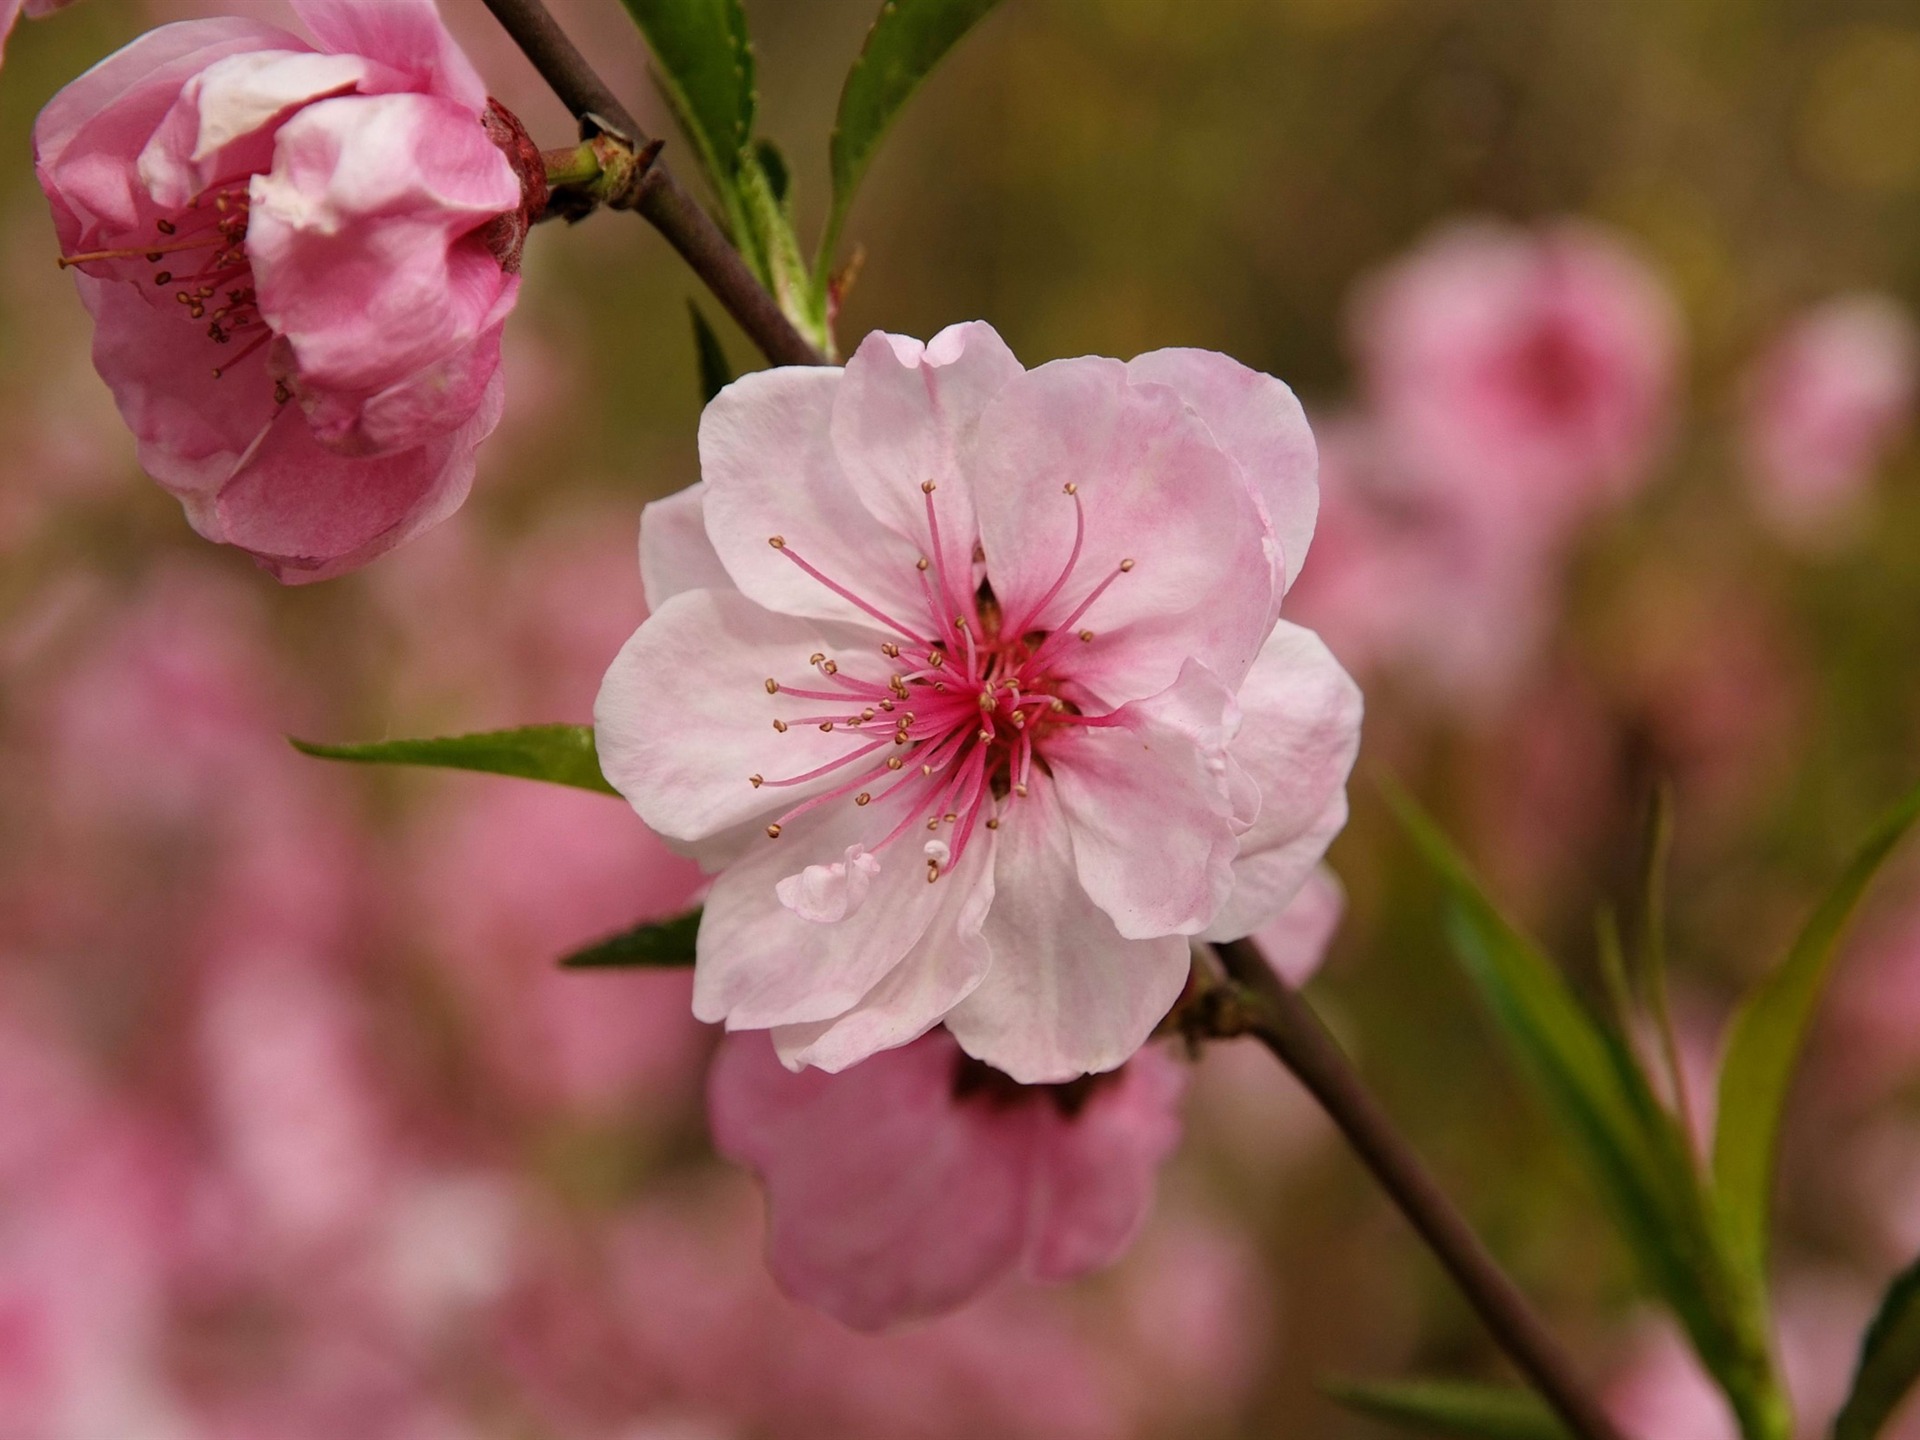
[1015,783,1029,798]
[749,774,764,788]
[880,699,896,711]
[927,817,941,830]
[1078,629,1094,642]
[1119,558,1135,572]
[916,557,930,572]
[921,480,937,493]
[985,817,1000,830]
[882,642,901,658]
[943,812,957,824]
[856,792,872,806]
[768,536,785,549]
[809,652,826,665]
[772,719,788,732]
[764,678,779,694]
[1063,482,1077,495]
[819,721,835,732]
[977,728,993,742]
[926,860,940,883]
[861,708,875,720]
[766,824,782,838]
[887,757,904,770]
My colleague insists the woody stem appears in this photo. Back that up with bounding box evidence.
[1210,938,1628,1440]
[478,0,826,368]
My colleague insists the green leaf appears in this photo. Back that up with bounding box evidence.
[618,0,755,201]
[1835,1255,1920,1440]
[740,148,830,353]
[819,0,1006,279]
[1714,778,1920,1297]
[291,724,619,797]
[688,301,734,403]
[560,910,701,968]
[1322,1378,1573,1439]
[1386,783,1787,1440]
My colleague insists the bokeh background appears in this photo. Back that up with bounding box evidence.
[6,0,1920,1435]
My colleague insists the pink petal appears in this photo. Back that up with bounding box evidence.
[828,321,1022,590]
[971,357,1277,705]
[701,366,942,640]
[592,587,894,851]
[1127,346,1318,598]
[707,1031,1033,1330]
[247,92,520,426]
[771,831,998,1071]
[640,482,734,610]
[291,0,488,114]
[35,18,303,241]
[692,786,966,1031]
[946,770,1191,1083]
[1048,659,1243,940]
[1024,1046,1186,1281]
[207,362,501,582]
[71,269,280,500]
[1201,622,1362,942]
[136,49,376,209]
[1248,865,1345,988]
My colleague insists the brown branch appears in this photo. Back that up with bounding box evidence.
[478,0,827,369]
[1211,938,1628,1440]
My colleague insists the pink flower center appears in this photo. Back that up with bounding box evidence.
[752,482,1134,883]
[60,184,288,400]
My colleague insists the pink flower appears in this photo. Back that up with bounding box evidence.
[596,322,1363,1082]
[707,1027,1186,1329]
[34,0,539,582]
[1349,219,1681,537]
[1743,293,1918,541]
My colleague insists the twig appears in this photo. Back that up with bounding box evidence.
[478,0,826,368]
[1211,938,1628,1440]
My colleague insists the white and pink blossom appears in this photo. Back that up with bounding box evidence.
[595,322,1362,1083]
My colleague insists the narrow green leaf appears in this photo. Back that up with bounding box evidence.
[1322,1378,1572,1439]
[740,149,830,353]
[291,724,619,797]
[618,0,754,200]
[1714,778,1920,1295]
[1386,783,1785,1439]
[688,301,734,403]
[819,0,1005,279]
[754,137,791,205]
[1835,1255,1920,1440]
[561,910,701,969]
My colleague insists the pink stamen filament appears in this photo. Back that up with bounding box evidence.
[1007,486,1088,636]
[770,540,933,645]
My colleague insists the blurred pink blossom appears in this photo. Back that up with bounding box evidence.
[35,0,537,581]
[707,1028,1186,1330]
[410,777,708,1117]
[598,322,1361,1083]
[1349,218,1681,536]
[1743,293,1918,541]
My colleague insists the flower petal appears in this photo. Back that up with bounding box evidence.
[206,361,501,582]
[1025,1046,1186,1282]
[1049,659,1243,940]
[971,356,1277,704]
[701,366,942,640]
[692,789,972,1031]
[829,321,1022,590]
[247,92,520,421]
[592,586,892,850]
[35,18,304,242]
[1201,622,1362,942]
[136,49,377,209]
[1250,864,1346,988]
[639,482,733,610]
[946,770,1191,1083]
[707,1031,1032,1331]
[291,0,488,114]
[770,828,997,1072]
[1126,346,1318,598]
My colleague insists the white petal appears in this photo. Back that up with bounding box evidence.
[639,481,732,610]
[945,771,1190,1083]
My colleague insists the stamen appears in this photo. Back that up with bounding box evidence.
[768,537,934,644]
[1007,483,1088,634]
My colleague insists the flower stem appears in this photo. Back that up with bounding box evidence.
[478,0,826,369]
[1210,938,1628,1440]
